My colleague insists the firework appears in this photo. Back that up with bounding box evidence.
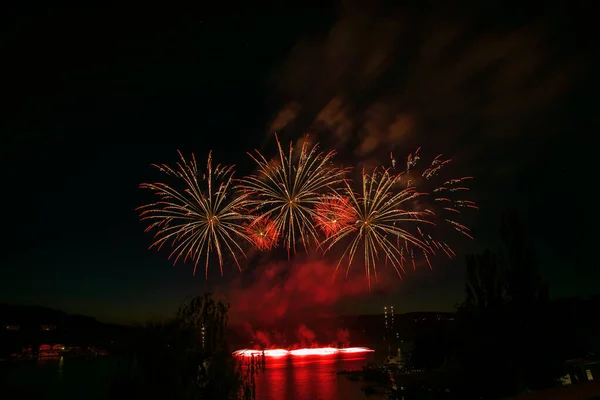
[240,135,347,253]
[313,196,356,238]
[375,148,478,271]
[401,148,478,241]
[322,169,433,290]
[233,347,374,357]
[245,216,279,251]
[137,151,250,278]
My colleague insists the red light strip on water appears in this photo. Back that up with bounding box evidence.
[233,347,374,357]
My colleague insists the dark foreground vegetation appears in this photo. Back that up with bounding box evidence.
[1,295,255,400]
[2,211,598,399]
[406,211,600,399]
[0,303,131,358]
[107,294,255,400]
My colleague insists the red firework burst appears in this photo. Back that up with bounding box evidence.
[245,217,279,251]
[314,197,356,238]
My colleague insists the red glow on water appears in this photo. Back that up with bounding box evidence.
[233,346,374,357]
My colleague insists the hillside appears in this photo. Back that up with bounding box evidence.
[0,303,133,357]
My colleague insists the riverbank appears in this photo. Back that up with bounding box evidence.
[504,381,600,399]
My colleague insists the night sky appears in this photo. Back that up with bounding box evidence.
[2,1,598,325]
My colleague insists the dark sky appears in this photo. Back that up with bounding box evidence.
[2,1,598,325]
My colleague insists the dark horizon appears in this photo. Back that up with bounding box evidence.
[2,1,598,325]
[0,300,461,326]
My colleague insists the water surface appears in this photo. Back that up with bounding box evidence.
[0,353,378,399]
[254,352,378,400]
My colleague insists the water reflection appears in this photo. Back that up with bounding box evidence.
[254,352,375,400]
[2,354,376,400]
[57,356,65,381]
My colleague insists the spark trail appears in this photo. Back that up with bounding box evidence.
[240,135,347,254]
[322,169,434,290]
[137,151,251,278]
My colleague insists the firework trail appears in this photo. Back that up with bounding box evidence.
[240,135,347,253]
[322,169,434,290]
[137,151,251,278]
[386,148,478,270]
[244,216,279,251]
[401,148,477,237]
[313,196,356,238]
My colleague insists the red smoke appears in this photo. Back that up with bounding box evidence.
[222,258,394,325]
[254,330,272,348]
[241,323,353,350]
[216,255,397,349]
[336,328,351,347]
[296,324,316,347]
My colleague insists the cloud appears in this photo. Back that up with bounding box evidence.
[217,3,588,325]
[314,97,353,142]
[269,102,302,132]
[269,2,582,172]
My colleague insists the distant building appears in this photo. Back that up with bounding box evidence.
[412,313,455,323]
[383,305,397,340]
[201,324,206,348]
[5,325,20,331]
[384,305,394,330]
[40,324,56,331]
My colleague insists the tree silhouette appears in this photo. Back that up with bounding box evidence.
[463,250,507,311]
[500,211,549,306]
[454,210,559,397]
[110,294,254,400]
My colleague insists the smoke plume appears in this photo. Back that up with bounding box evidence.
[296,324,317,347]
[222,257,395,325]
[336,328,351,347]
[269,2,583,175]
[254,329,272,348]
